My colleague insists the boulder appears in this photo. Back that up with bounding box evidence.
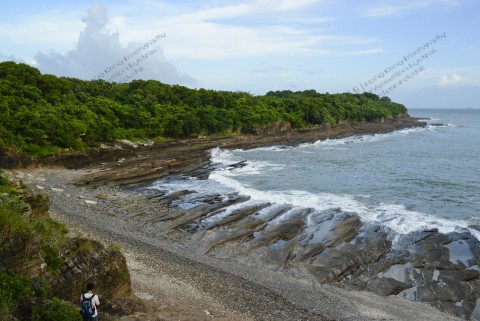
[366,278,411,296]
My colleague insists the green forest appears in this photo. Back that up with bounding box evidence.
[0,61,408,156]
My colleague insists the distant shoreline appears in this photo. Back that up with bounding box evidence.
[0,115,427,186]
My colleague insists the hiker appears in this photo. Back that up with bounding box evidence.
[80,283,100,321]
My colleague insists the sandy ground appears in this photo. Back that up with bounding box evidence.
[6,167,464,321]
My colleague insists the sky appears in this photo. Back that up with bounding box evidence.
[1,0,479,109]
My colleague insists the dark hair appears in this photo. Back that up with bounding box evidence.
[86,283,95,291]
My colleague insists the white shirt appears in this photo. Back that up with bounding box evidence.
[80,292,100,317]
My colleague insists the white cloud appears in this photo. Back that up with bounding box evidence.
[114,0,376,61]
[438,73,462,86]
[33,4,195,85]
[364,0,459,17]
[0,10,83,54]
[419,66,480,87]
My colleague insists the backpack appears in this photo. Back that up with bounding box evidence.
[81,293,96,318]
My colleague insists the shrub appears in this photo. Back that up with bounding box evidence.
[0,170,8,186]
[32,298,82,321]
[0,272,33,313]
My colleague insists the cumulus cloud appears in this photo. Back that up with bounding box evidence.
[34,4,195,85]
[438,73,462,86]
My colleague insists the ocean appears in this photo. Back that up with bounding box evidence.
[149,108,480,243]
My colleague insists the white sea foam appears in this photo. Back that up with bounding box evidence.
[210,147,284,176]
[358,203,477,242]
[209,170,362,213]
[209,147,479,243]
[293,126,432,150]
[210,147,241,165]
[235,145,292,153]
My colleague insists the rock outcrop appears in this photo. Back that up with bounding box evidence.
[136,183,480,320]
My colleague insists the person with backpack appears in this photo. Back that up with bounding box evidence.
[80,283,100,321]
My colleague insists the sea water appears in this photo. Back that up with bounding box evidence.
[150,109,480,242]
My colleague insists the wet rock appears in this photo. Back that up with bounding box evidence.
[158,196,249,231]
[227,160,248,170]
[469,225,480,232]
[257,205,292,222]
[205,203,270,230]
[197,193,224,204]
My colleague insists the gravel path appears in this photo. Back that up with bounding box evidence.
[9,168,463,321]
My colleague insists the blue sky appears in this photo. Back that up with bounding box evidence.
[1,0,479,108]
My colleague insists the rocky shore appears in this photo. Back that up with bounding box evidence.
[5,116,479,320]
[8,168,464,321]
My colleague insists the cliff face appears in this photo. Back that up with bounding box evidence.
[0,178,140,320]
[52,238,132,301]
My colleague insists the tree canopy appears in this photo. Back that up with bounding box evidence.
[0,61,408,156]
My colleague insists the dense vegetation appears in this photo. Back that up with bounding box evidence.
[0,61,408,156]
[0,170,81,320]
